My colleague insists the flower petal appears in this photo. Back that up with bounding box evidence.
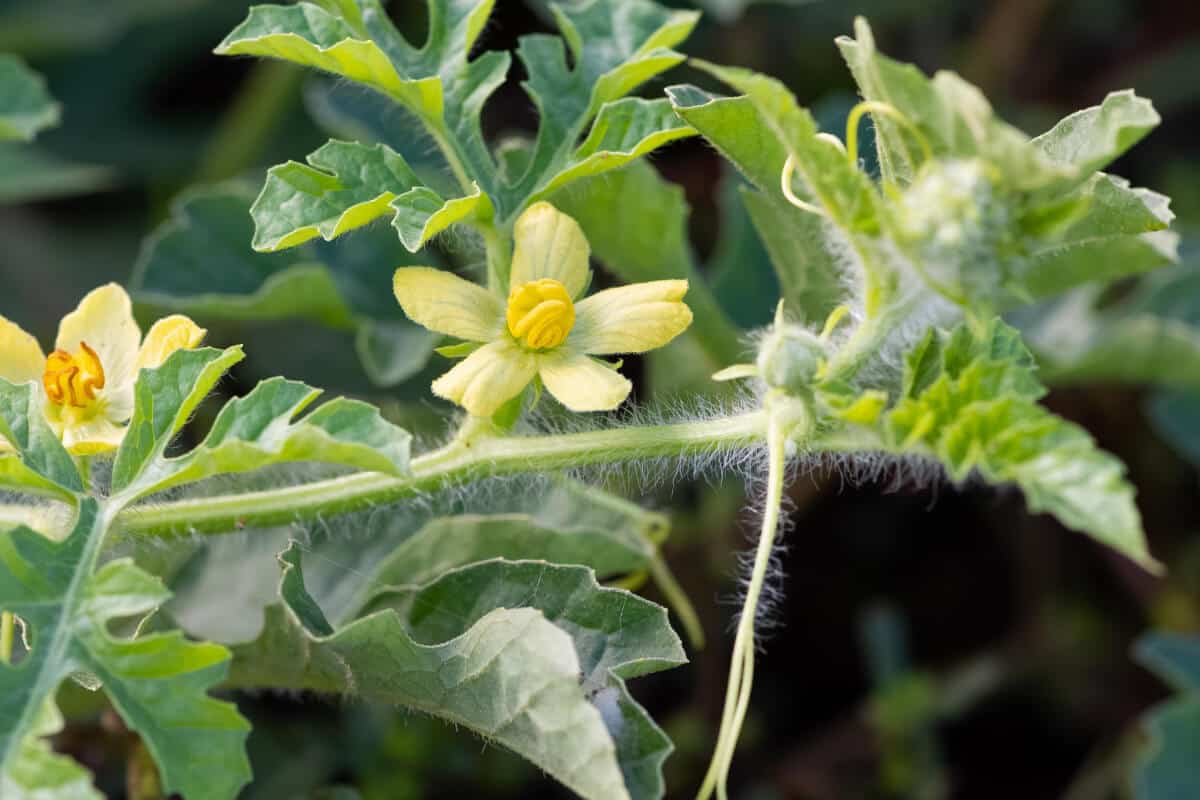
[57,414,126,455]
[393,267,504,342]
[55,283,141,389]
[510,202,590,298]
[538,351,632,412]
[0,314,45,384]
[570,280,693,355]
[431,339,537,417]
[136,315,207,372]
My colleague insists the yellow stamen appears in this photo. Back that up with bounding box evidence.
[43,341,105,409]
[506,279,575,350]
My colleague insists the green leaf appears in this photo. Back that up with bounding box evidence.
[230,546,685,800]
[1134,634,1200,800]
[706,171,780,329]
[501,0,698,218]
[110,346,245,496]
[218,0,507,203]
[741,188,845,325]
[0,55,59,142]
[1,699,101,799]
[874,319,1158,571]
[531,97,696,201]
[250,139,489,253]
[692,62,880,232]
[667,78,867,319]
[0,379,82,499]
[667,84,786,194]
[1019,287,1200,391]
[0,500,251,800]
[133,184,437,387]
[128,376,412,499]
[1138,634,1200,693]
[164,478,666,643]
[1016,175,1177,300]
[1032,90,1160,178]
[1135,696,1200,800]
[215,3,440,119]
[835,17,1065,191]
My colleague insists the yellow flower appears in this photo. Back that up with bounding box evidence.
[0,283,206,454]
[393,202,693,417]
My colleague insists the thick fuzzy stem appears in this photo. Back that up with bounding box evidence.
[117,411,769,538]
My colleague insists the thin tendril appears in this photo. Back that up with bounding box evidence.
[697,410,788,799]
[779,154,827,216]
[845,100,933,167]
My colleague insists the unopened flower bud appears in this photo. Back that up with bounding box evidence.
[756,324,825,395]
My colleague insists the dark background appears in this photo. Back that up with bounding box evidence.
[3,1,1200,798]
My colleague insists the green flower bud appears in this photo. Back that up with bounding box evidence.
[756,324,825,395]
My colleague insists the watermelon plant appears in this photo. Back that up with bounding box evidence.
[0,2,1180,798]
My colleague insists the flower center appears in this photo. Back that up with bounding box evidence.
[506,279,575,350]
[43,342,105,409]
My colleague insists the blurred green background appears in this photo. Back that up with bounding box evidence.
[3,0,1200,797]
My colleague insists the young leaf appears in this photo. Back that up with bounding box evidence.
[864,319,1158,571]
[1016,176,1177,300]
[110,346,245,495]
[0,379,82,499]
[530,97,696,202]
[215,3,441,121]
[501,0,699,218]
[133,184,437,387]
[250,140,490,253]
[128,376,412,499]
[1032,90,1160,179]
[1134,634,1200,799]
[230,546,686,800]
[0,55,59,142]
[667,79,869,318]
[0,500,251,800]
[835,17,1066,190]
[217,0,507,202]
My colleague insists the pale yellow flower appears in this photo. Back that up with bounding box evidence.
[393,202,693,417]
[0,283,206,454]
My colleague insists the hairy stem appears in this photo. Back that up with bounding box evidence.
[698,404,790,800]
[118,411,770,538]
[425,120,475,196]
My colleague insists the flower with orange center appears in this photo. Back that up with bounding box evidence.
[0,283,206,453]
[393,202,693,417]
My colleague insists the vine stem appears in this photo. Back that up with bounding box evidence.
[697,402,791,800]
[117,411,770,538]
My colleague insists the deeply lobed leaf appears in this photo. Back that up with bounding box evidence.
[0,500,251,800]
[866,319,1159,571]
[229,545,686,800]
[0,379,82,499]
[140,376,412,498]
